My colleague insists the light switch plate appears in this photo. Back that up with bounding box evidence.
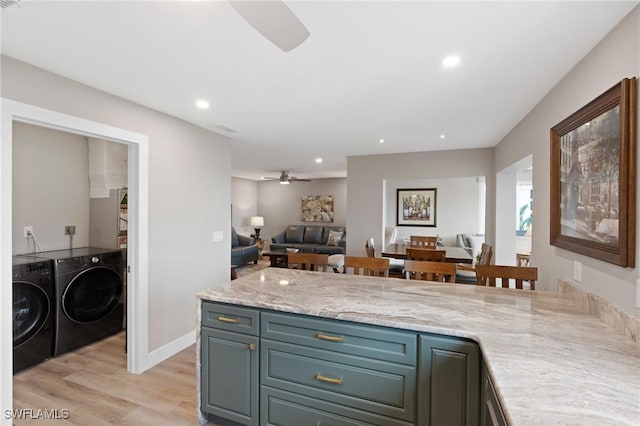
[573,261,582,282]
[213,231,223,242]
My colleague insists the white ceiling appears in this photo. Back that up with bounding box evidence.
[2,1,637,181]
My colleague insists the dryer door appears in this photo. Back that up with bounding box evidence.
[13,281,51,348]
[62,267,123,323]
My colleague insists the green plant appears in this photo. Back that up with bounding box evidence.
[518,204,532,233]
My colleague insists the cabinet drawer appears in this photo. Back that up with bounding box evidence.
[202,301,259,335]
[261,387,415,426]
[261,311,417,365]
[262,340,416,422]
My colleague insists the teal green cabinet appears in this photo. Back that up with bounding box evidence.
[418,334,480,426]
[201,303,259,425]
[261,312,417,425]
[200,302,486,426]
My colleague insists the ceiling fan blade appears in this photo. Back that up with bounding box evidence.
[229,0,310,52]
[290,177,311,182]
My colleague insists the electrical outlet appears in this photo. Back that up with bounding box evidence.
[65,225,76,235]
[23,226,33,238]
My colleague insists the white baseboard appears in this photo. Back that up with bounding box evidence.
[145,329,195,370]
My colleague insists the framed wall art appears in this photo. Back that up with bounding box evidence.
[397,188,437,227]
[301,195,334,222]
[550,77,637,267]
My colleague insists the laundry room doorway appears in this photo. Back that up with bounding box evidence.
[1,99,150,412]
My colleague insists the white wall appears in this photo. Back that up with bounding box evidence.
[348,148,495,257]
[384,177,483,246]
[231,177,258,236]
[257,178,347,248]
[12,123,90,253]
[2,56,232,351]
[494,6,640,316]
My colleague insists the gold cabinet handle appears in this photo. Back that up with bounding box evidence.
[314,373,343,385]
[217,315,239,324]
[248,343,256,351]
[315,332,344,343]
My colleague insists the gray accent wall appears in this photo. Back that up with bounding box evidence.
[348,148,495,257]
[12,122,90,254]
[494,6,640,315]
[385,177,484,246]
[2,55,232,351]
[257,178,347,249]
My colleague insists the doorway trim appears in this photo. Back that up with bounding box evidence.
[1,98,149,416]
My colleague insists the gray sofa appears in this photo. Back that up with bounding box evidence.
[231,227,259,266]
[270,225,346,254]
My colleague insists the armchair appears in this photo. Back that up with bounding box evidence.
[231,227,259,266]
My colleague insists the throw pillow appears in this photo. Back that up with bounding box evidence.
[327,230,344,246]
[285,225,305,243]
[303,226,323,244]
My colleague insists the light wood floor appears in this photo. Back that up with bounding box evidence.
[13,332,197,425]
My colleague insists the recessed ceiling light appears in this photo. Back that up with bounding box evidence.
[442,55,461,68]
[315,158,323,164]
[196,99,210,109]
[379,139,385,144]
[440,134,446,139]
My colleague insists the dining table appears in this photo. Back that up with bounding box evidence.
[382,243,474,264]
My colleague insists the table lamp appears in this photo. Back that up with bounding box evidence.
[250,216,264,239]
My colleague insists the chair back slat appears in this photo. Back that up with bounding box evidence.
[287,252,329,272]
[475,265,538,290]
[406,247,445,262]
[409,236,438,248]
[478,243,493,266]
[404,260,457,283]
[344,256,390,277]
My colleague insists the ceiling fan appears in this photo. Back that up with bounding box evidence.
[264,171,311,185]
[229,0,310,52]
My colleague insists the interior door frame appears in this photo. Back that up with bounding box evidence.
[0,98,150,418]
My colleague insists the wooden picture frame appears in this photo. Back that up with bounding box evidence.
[397,188,437,227]
[550,77,637,267]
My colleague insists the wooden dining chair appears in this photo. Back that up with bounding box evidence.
[475,265,538,290]
[366,238,404,276]
[406,247,446,262]
[344,256,390,277]
[287,252,329,272]
[404,260,457,283]
[409,235,438,249]
[456,243,493,284]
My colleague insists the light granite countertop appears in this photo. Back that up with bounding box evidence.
[197,268,640,425]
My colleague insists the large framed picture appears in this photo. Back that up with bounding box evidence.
[550,77,637,267]
[397,188,437,227]
[301,195,334,222]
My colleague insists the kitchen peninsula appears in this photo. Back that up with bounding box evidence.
[196,268,640,425]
